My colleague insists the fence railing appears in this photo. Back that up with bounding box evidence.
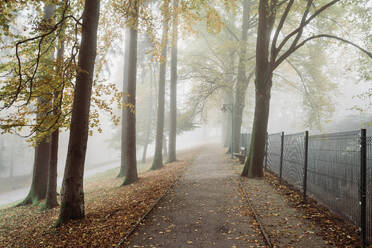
[260,129,370,246]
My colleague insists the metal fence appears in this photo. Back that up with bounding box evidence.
[366,136,372,245]
[265,129,370,246]
[266,132,282,175]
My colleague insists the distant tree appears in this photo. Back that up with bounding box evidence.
[151,0,170,170]
[140,64,156,163]
[168,0,179,163]
[232,0,254,154]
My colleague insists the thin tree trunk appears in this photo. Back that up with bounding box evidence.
[167,0,179,163]
[141,66,154,163]
[45,123,59,208]
[122,6,139,186]
[9,141,14,189]
[241,0,275,178]
[118,28,131,178]
[163,134,168,157]
[44,36,65,210]
[223,89,232,147]
[56,0,100,225]
[225,52,235,153]
[151,2,169,170]
[141,140,149,163]
[233,0,251,154]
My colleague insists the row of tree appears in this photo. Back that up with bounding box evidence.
[0,0,218,225]
[0,0,371,226]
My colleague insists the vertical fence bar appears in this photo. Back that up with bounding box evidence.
[303,131,309,202]
[361,129,367,247]
[264,132,268,171]
[231,106,234,158]
[279,132,284,184]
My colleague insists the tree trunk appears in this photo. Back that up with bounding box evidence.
[223,89,233,147]
[241,81,271,177]
[9,142,14,189]
[122,8,139,186]
[225,52,235,153]
[44,124,59,209]
[241,0,275,178]
[141,66,154,163]
[151,4,169,170]
[167,0,179,163]
[56,0,100,225]
[163,134,168,158]
[44,36,65,210]
[18,137,50,205]
[141,141,148,163]
[233,0,251,155]
[118,28,131,178]
[17,4,56,206]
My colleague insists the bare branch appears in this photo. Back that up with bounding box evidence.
[271,0,294,62]
[275,0,341,55]
[274,34,372,70]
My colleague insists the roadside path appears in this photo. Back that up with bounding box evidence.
[126,145,266,247]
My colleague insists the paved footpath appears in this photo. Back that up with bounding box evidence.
[126,145,266,248]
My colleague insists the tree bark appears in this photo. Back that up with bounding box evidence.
[163,134,168,158]
[118,28,131,178]
[122,7,139,186]
[223,89,233,147]
[18,136,50,205]
[56,0,100,225]
[141,66,154,163]
[233,0,250,154]
[225,51,235,153]
[44,36,65,210]
[151,3,169,170]
[167,0,179,163]
[241,0,275,178]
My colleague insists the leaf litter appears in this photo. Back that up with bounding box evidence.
[0,150,198,248]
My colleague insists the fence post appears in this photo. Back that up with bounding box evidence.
[279,132,284,184]
[360,129,367,247]
[303,131,309,202]
[264,132,268,171]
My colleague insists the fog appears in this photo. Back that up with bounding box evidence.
[0,1,371,209]
[0,125,221,206]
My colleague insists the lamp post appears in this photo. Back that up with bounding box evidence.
[221,103,234,158]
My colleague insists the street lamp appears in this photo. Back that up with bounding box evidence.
[221,103,234,158]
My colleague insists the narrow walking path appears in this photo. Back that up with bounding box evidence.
[126,145,266,247]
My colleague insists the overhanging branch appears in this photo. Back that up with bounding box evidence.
[276,0,341,54]
[274,34,372,69]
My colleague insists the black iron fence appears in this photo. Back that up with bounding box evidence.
[263,129,371,246]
